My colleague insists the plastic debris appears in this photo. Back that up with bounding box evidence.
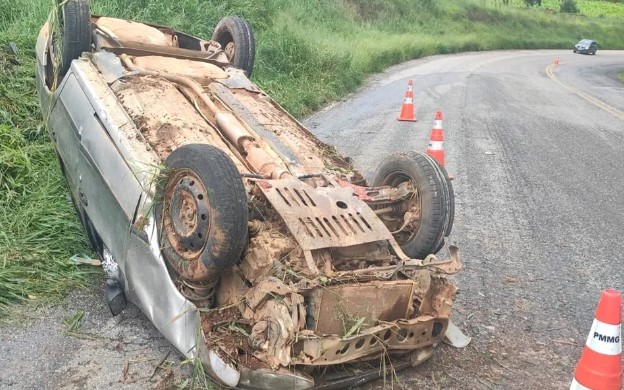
[68,254,102,266]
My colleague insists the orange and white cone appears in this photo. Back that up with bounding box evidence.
[427,110,445,167]
[397,80,417,122]
[570,289,622,390]
[555,54,560,66]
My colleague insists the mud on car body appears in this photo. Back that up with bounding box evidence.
[36,1,468,388]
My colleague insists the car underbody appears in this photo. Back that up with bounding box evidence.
[36,4,467,388]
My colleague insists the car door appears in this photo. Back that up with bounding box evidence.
[47,66,145,260]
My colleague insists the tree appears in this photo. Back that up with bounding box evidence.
[560,0,579,13]
[524,0,542,6]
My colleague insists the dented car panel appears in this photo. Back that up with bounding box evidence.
[37,7,464,389]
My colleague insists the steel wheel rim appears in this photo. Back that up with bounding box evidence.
[383,171,422,244]
[224,41,236,62]
[163,169,210,260]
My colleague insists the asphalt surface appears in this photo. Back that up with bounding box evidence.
[0,276,190,389]
[2,50,623,389]
[305,49,624,388]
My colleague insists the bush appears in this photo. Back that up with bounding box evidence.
[560,0,579,13]
[524,0,542,6]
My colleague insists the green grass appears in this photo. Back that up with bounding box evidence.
[619,71,624,83]
[499,0,624,17]
[0,38,95,314]
[0,0,623,314]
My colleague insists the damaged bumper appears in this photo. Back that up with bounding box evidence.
[196,247,464,389]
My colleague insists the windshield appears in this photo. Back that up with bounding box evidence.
[578,39,592,45]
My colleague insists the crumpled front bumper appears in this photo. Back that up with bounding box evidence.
[234,346,435,390]
[219,252,462,389]
[291,316,448,366]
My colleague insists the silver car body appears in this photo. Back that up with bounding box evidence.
[36,12,466,389]
[36,20,243,386]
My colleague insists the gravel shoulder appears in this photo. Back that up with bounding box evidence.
[0,276,191,389]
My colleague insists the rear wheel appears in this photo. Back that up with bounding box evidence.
[47,0,91,88]
[155,144,248,288]
[211,16,255,76]
[372,151,453,259]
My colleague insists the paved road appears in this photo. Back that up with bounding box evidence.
[2,50,623,389]
[0,277,190,389]
[305,49,624,388]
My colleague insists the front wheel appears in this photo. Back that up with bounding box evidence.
[211,16,255,76]
[154,144,249,285]
[371,151,454,259]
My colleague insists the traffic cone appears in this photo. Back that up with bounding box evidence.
[570,289,622,390]
[555,55,560,66]
[427,110,445,167]
[397,80,417,121]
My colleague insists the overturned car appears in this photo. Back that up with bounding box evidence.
[36,1,467,388]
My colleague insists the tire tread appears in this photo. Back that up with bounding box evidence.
[212,16,255,76]
[371,151,453,259]
[59,0,91,77]
[155,144,248,282]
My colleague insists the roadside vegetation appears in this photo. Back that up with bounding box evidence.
[0,5,95,315]
[514,0,624,16]
[1,0,623,314]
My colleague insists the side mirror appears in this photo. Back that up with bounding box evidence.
[106,279,127,316]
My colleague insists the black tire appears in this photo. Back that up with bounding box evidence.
[418,153,455,252]
[58,0,91,77]
[427,154,454,237]
[211,16,255,76]
[155,144,248,283]
[371,151,453,259]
